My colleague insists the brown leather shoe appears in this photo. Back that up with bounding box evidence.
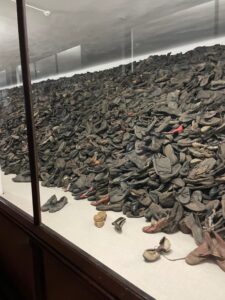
[185,237,210,265]
[206,231,225,272]
[91,194,110,206]
[143,217,169,233]
[186,231,225,271]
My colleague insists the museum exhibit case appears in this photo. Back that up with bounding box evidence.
[0,0,225,299]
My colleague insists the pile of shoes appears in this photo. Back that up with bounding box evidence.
[0,45,225,255]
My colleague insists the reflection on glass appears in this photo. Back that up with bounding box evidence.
[133,0,218,57]
[214,0,219,35]
[0,1,33,215]
[0,70,7,87]
[57,45,81,73]
[35,55,56,79]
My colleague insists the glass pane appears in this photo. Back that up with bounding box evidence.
[27,1,225,299]
[0,1,33,216]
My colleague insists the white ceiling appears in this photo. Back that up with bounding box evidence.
[0,0,224,72]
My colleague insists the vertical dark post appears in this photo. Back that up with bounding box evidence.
[214,0,219,36]
[16,0,41,225]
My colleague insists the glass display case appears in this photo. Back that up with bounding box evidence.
[1,1,225,299]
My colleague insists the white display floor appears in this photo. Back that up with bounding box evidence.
[1,173,225,300]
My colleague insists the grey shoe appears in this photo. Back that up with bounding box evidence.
[163,144,178,165]
[175,187,191,204]
[49,196,68,213]
[41,195,57,212]
[96,203,123,212]
[112,217,126,233]
[12,174,31,182]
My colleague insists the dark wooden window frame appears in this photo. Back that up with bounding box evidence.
[0,1,155,299]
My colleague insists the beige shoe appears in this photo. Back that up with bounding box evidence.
[143,249,160,262]
[94,211,107,228]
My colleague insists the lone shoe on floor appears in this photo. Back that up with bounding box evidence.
[49,196,68,213]
[143,249,160,262]
[41,195,57,212]
[143,236,171,262]
[94,211,107,228]
[112,217,126,233]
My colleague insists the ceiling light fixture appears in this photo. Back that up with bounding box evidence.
[10,0,51,16]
